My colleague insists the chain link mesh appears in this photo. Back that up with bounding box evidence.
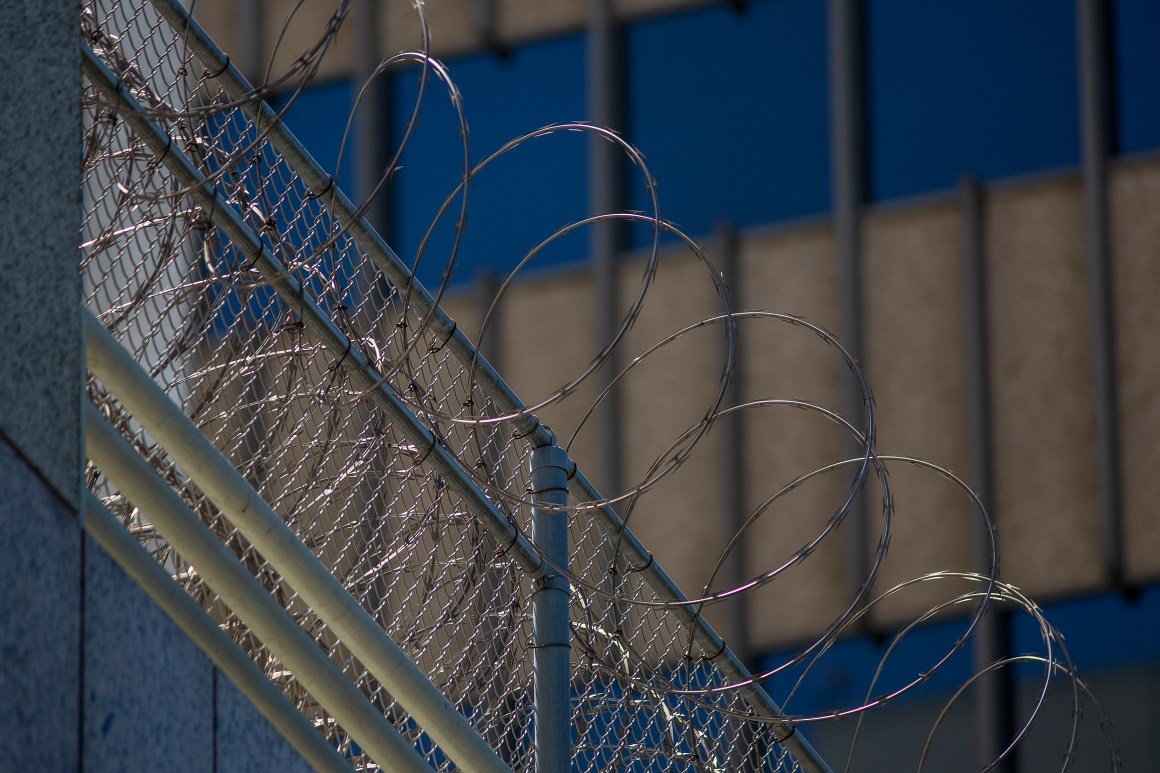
[80,1,808,770]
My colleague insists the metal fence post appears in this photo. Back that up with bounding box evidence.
[530,435,572,772]
[828,0,872,627]
[1076,0,1125,589]
[961,174,1017,773]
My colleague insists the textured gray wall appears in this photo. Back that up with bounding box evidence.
[0,4,83,765]
[84,529,315,772]
[217,669,315,773]
[803,660,1158,771]
[0,1,82,506]
[0,438,81,769]
[83,535,216,770]
[2,437,316,771]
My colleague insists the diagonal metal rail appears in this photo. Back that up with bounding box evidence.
[85,312,512,773]
[81,491,355,773]
[84,402,431,772]
[82,50,516,773]
[95,5,833,769]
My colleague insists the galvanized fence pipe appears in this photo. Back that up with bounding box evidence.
[960,174,1017,772]
[109,8,833,768]
[827,0,871,634]
[530,441,572,772]
[84,310,513,773]
[1077,0,1124,587]
[81,491,354,773]
[83,402,431,773]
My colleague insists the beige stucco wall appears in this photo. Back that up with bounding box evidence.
[613,243,736,634]
[1110,158,1160,585]
[735,224,851,646]
[181,3,1159,646]
[435,158,1160,651]
[860,201,975,627]
[985,175,1105,597]
[194,0,719,85]
[495,267,601,478]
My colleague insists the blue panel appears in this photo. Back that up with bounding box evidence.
[392,36,588,288]
[0,438,80,770]
[757,583,1160,720]
[867,0,1079,201]
[1012,586,1160,673]
[273,78,356,193]
[215,670,313,773]
[626,0,830,246]
[1113,0,1160,154]
[758,616,977,719]
[83,534,214,770]
[205,83,376,339]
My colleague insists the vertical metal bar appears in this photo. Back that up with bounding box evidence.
[350,0,399,336]
[961,174,1017,773]
[717,222,750,669]
[530,438,572,773]
[717,221,756,771]
[353,0,393,240]
[1076,0,1124,588]
[588,0,624,501]
[473,0,505,55]
[827,0,870,614]
[588,0,629,656]
[237,0,265,85]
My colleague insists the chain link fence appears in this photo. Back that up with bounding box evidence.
[80,0,816,770]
